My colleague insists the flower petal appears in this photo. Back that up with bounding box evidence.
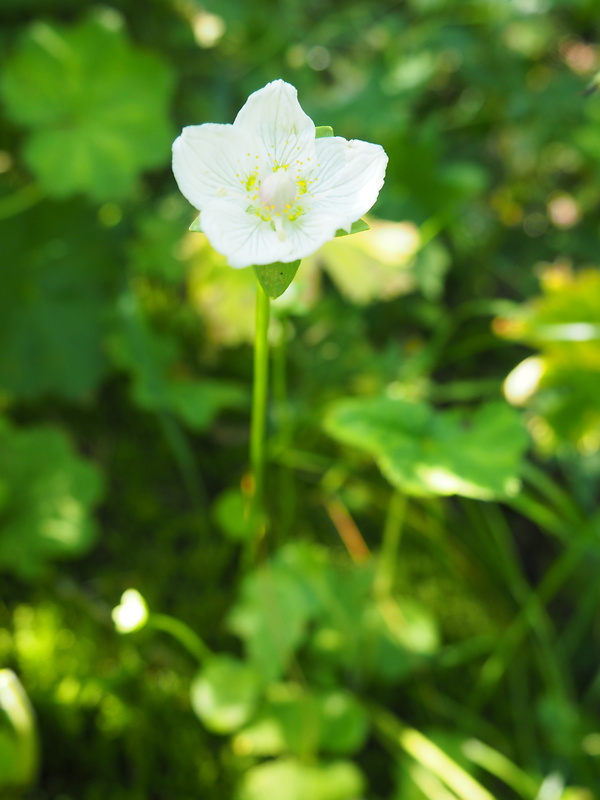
[200,202,282,268]
[233,80,316,169]
[200,201,340,269]
[310,136,388,230]
[173,80,389,271]
[172,123,252,211]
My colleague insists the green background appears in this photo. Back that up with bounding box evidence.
[1,0,600,798]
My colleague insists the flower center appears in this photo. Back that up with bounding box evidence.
[258,170,296,213]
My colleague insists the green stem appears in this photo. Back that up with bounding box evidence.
[375,490,406,598]
[249,283,271,539]
[147,614,212,664]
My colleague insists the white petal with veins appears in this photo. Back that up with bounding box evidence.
[172,79,388,269]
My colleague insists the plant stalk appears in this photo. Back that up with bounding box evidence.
[148,614,212,664]
[249,283,271,541]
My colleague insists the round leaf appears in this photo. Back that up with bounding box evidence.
[325,397,528,499]
[237,757,364,800]
[317,690,369,755]
[228,566,314,682]
[190,656,262,734]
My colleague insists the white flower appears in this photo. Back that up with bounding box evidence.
[172,79,388,269]
[112,589,149,633]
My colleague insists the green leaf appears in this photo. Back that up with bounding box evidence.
[213,489,255,542]
[378,598,440,656]
[316,690,369,755]
[233,685,368,758]
[228,564,313,682]
[166,380,248,431]
[189,215,203,233]
[237,757,364,800]
[334,219,370,237]
[234,683,320,757]
[324,397,528,499]
[253,260,301,299]
[497,267,600,453]
[0,14,174,200]
[0,201,120,399]
[190,656,262,734]
[313,219,417,306]
[315,126,334,138]
[0,422,103,577]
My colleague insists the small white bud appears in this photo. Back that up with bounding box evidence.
[112,589,149,634]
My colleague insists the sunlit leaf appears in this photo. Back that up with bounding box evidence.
[237,757,364,800]
[376,597,440,656]
[325,397,528,499]
[234,683,320,757]
[310,219,420,305]
[233,684,368,758]
[190,656,262,734]
[496,266,600,453]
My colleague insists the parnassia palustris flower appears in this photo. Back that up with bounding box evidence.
[172,80,388,269]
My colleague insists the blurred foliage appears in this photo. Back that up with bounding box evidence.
[498,263,600,455]
[0,670,38,792]
[2,0,600,798]
[0,200,121,399]
[325,397,528,498]
[0,420,102,577]
[0,11,174,200]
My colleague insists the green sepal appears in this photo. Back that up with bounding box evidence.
[253,260,301,299]
[335,218,370,238]
[315,126,334,138]
[189,215,203,232]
